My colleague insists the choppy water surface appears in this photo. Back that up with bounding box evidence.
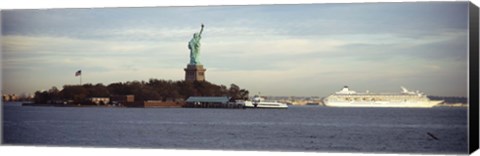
[3,102,468,154]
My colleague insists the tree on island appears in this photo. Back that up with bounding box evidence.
[33,86,60,104]
[34,79,249,105]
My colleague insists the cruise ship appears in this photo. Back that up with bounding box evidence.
[323,86,443,108]
[241,95,288,109]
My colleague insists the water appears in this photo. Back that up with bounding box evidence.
[2,102,468,154]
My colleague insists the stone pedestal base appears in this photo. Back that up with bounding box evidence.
[184,64,206,82]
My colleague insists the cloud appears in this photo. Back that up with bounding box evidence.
[1,2,470,96]
[2,34,189,94]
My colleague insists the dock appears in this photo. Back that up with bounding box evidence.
[183,96,245,109]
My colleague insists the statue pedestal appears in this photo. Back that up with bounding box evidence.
[184,64,206,82]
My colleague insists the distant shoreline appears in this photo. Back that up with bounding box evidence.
[12,102,469,108]
[21,103,119,108]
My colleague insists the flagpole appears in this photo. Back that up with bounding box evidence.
[76,70,82,85]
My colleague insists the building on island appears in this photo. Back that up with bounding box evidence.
[88,97,110,105]
[110,95,135,106]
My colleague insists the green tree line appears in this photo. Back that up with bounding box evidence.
[34,79,249,104]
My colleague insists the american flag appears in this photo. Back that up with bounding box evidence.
[75,70,81,76]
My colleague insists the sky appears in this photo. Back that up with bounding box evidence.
[1,2,471,97]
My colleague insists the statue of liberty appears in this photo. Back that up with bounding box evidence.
[188,24,204,65]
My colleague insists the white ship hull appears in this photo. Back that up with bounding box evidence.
[243,101,288,109]
[323,86,443,108]
[324,100,443,108]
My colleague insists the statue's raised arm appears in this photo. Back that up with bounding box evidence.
[199,24,204,37]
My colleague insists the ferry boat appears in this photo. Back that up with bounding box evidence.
[323,86,443,108]
[241,95,288,109]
